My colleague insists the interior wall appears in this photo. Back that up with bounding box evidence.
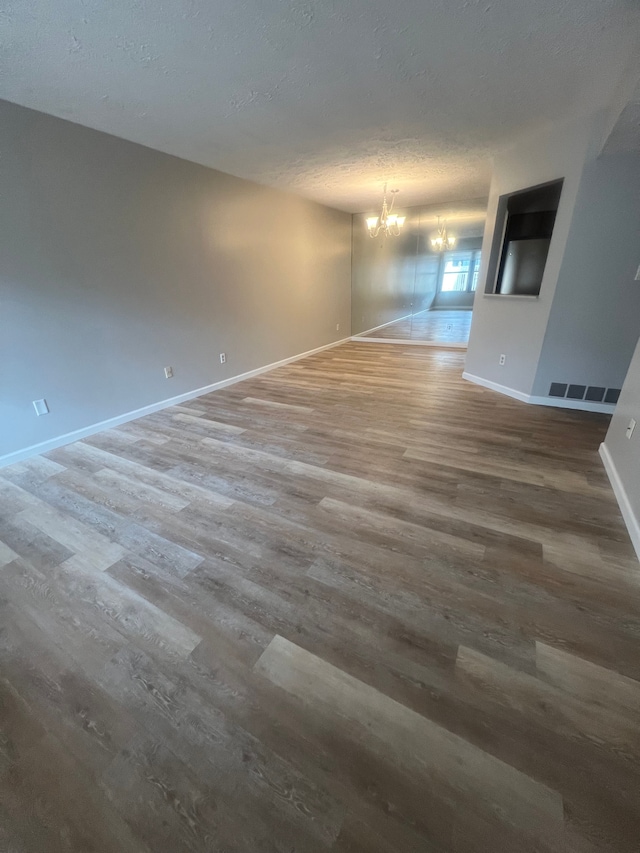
[351,206,419,335]
[532,153,640,397]
[602,336,640,559]
[431,236,482,310]
[0,99,352,461]
[351,200,486,336]
[412,236,441,315]
[432,291,475,309]
[465,113,604,396]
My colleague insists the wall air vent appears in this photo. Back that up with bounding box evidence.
[585,386,605,402]
[549,383,567,398]
[567,384,586,400]
[548,383,621,404]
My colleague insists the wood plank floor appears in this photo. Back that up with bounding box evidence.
[1,341,639,852]
[358,309,472,343]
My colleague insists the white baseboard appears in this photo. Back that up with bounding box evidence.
[462,372,616,414]
[461,372,530,403]
[0,336,351,469]
[353,337,467,349]
[599,443,640,561]
[527,394,615,414]
[355,313,413,337]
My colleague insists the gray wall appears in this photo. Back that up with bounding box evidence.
[602,336,640,557]
[352,200,486,335]
[466,114,604,395]
[432,292,476,310]
[431,239,482,310]
[351,205,419,335]
[0,100,352,461]
[532,153,640,396]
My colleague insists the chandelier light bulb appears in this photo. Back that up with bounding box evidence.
[366,183,405,238]
[431,216,456,251]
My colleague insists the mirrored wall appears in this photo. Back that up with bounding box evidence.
[351,199,487,345]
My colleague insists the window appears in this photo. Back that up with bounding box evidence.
[470,253,481,291]
[438,250,481,292]
[440,255,471,292]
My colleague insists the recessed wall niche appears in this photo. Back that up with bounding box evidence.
[485,179,564,297]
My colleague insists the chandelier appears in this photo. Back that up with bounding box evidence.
[431,216,456,251]
[366,183,406,238]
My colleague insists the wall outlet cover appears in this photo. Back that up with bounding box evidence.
[164,366,173,379]
[33,399,49,416]
[626,418,636,439]
[219,353,226,364]
[499,354,506,365]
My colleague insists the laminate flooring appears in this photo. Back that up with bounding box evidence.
[1,342,639,852]
[358,309,472,344]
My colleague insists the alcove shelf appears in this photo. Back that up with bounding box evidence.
[485,179,564,297]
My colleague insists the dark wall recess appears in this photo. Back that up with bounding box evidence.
[488,179,564,297]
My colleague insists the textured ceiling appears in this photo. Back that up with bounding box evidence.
[1,0,639,212]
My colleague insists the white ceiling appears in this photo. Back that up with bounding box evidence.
[2,0,639,212]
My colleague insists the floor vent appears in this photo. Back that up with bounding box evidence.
[548,383,621,404]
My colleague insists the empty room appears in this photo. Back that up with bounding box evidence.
[2,1,640,851]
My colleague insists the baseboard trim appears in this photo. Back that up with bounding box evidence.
[355,313,413,337]
[353,337,467,349]
[428,305,474,311]
[461,372,530,403]
[527,394,615,414]
[462,372,616,413]
[0,336,351,469]
[599,442,640,561]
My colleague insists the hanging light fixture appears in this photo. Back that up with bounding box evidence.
[366,183,406,238]
[431,216,457,252]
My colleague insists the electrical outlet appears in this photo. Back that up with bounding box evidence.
[626,418,636,439]
[635,264,640,281]
[164,366,173,379]
[446,324,453,331]
[219,353,226,364]
[499,354,506,366]
[336,323,340,331]
[33,399,49,416]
